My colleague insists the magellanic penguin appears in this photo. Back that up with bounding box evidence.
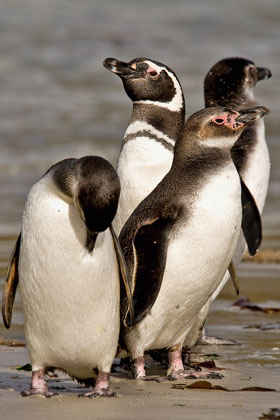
[184,57,272,349]
[103,57,185,235]
[119,106,269,380]
[2,156,134,398]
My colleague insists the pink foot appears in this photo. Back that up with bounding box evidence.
[78,372,116,398]
[20,369,57,398]
[131,357,146,379]
[167,348,223,380]
[131,356,175,383]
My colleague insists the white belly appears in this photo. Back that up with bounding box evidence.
[113,137,173,234]
[19,177,120,378]
[125,165,242,357]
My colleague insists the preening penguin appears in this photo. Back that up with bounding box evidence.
[103,57,185,235]
[119,106,269,380]
[2,156,133,398]
[184,57,272,349]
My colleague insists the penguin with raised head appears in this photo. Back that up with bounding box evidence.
[184,57,272,349]
[119,106,269,380]
[103,57,185,234]
[2,156,133,397]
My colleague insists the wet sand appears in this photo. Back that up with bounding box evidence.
[0,355,279,420]
[1,263,279,420]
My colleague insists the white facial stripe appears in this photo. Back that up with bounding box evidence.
[134,60,183,112]
[244,84,255,101]
[125,121,175,147]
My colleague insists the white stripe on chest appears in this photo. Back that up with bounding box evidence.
[114,122,174,234]
[125,121,175,147]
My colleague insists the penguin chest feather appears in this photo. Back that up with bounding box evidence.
[114,137,173,233]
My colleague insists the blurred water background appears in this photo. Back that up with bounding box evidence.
[0,0,279,343]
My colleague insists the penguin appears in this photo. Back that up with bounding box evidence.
[183,57,272,349]
[2,156,134,397]
[119,106,269,380]
[103,57,185,235]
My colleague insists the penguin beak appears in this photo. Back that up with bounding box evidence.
[235,106,270,123]
[256,67,272,81]
[103,58,137,76]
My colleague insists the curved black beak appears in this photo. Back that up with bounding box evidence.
[103,58,137,77]
[235,106,270,123]
[257,67,272,81]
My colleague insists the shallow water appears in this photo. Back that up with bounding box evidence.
[0,0,279,370]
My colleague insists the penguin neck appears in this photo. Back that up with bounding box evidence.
[205,87,257,109]
[172,136,232,171]
[125,102,185,143]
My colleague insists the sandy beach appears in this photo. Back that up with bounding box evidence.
[0,353,279,420]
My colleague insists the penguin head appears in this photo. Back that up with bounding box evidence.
[103,57,184,112]
[74,156,120,237]
[182,106,269,149]
[204,57,272,107]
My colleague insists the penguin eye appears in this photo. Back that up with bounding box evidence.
[212,117,226,125]
[146,65,158,77]
[249,66,257,78]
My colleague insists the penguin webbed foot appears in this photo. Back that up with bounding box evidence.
[167,347,223,380]
[20,369,58,398]
[20,388,58,398]
[78,371,116,398]
[131,356,146,379]
[131,357,165,382]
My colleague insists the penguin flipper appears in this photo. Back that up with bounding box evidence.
[240,177,262,256]
[2,233,21,329]
[228,260,239,296]
[109,225,135,326]
[123,210,178,326]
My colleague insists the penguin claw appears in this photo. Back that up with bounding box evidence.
[20,389,58,398]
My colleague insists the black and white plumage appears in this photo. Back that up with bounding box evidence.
[103,57,185,235]
[184,57,272,349]
[119,106,269,380]
[2,156,133,397]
